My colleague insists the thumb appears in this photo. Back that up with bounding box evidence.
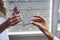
[31,21,42,27]
[31,21,47,31]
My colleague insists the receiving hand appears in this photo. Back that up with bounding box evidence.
[31,16,54,40]
[31,16,48,32]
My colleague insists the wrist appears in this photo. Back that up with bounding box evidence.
[43,30,54,40]
[0,20,10,33]
[3,18,10,28]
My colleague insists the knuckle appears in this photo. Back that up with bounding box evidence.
[9,17,11,20]
[16,17,19,20]
[18,19,20,22]
[44,18,47,21]
[14,15,17,18]
[15,15,17,18]
[11,22,14,25]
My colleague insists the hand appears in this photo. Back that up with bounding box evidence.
[6,14,21,27]
[31,16,48,32]
[0,14,21,33]
[31,16,54,40]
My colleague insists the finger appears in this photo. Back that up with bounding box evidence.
[10,14,20,19]
[33,16,41,18]
[31,21,42,27]
[31,19,43,23]
[11,19,21,26]
[33,16,46,21]
[10,17,21,23]
[32,17,40,20]
[31,21,45,30]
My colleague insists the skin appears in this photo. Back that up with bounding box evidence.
[0,0,54,40]
[0,12,54,40]
[0,14,21,33]
[31,16,54,40]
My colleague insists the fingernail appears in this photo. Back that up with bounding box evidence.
[30,21,34,23]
